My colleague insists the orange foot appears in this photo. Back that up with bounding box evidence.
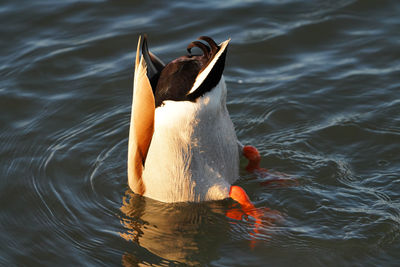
[243,145,298,187]
[242,145,265,173]
[228,185,281,223]
[227,186,282,247]
[227,186,262,240]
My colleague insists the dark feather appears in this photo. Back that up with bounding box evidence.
[152,36,228,107]
[142,35,165,93]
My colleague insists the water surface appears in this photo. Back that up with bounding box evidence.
[1,0,399,266]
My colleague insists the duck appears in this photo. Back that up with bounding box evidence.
[127,35,261,204]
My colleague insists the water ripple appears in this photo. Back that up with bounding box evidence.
[1,0,400,265]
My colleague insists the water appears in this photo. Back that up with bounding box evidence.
[1,0,399,266]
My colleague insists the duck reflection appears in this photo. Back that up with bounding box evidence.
[120,190,231,265]
[119,190,282,265]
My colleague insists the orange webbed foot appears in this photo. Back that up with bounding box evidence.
[227,186,283,247]
[242,145,299,187]
[242,145,265,173]
[227,186,262,233]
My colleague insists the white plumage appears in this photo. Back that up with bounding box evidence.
[128,36,239,203]
[142,77,239,202]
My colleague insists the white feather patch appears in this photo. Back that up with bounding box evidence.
[141,77,239,202]
[187,39,231,95]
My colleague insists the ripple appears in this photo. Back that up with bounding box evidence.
[1,0,400,265]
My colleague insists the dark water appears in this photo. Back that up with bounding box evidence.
[1,0,399,266]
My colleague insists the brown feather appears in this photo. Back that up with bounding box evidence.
[128,36,155,195]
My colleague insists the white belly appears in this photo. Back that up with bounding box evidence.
[141,79,239,202]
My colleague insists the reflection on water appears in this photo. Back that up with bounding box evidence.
[119,190,282,265]
[120,191,229,265]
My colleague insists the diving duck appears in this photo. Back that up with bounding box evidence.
[128,35,261,204]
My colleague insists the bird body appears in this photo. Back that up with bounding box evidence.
[128,36,239,203]
[142,77,239,202]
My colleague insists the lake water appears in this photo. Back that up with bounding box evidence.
[1,0,399,266]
